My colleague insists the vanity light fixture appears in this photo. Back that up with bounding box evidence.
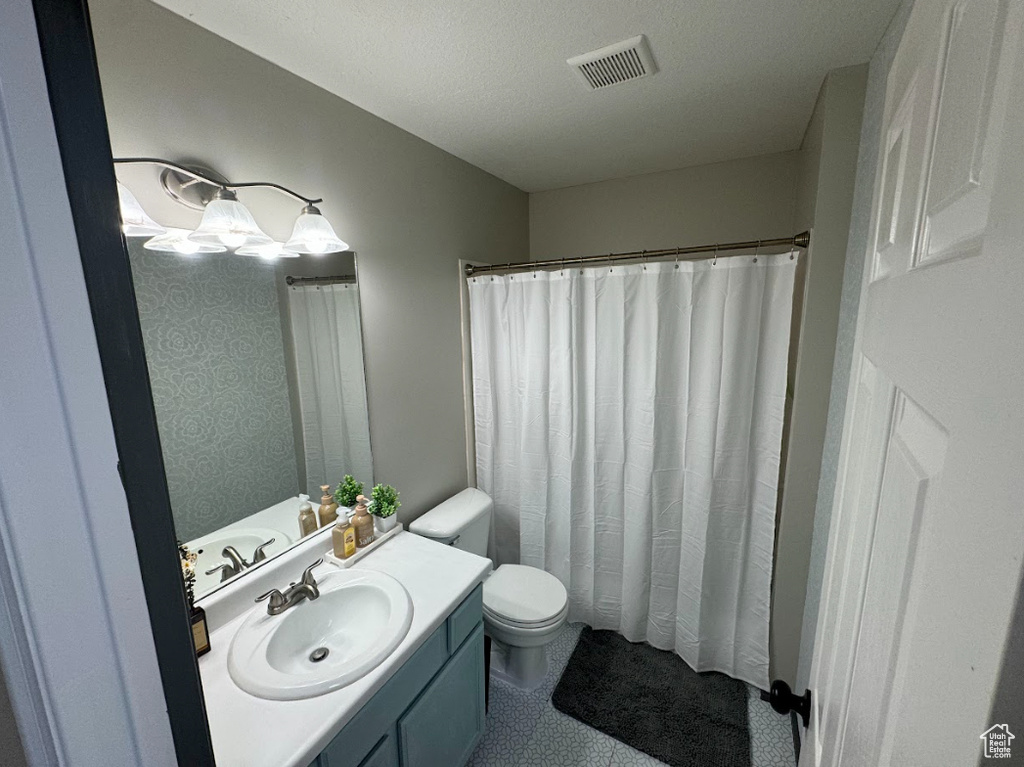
[236,241,299,259]
[189,188,273,250]
[143,227,226,255]
[284,205,349,255]
[116,181,166,237]
[112,157,349,258]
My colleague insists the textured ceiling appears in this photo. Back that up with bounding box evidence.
[149,0,900,192]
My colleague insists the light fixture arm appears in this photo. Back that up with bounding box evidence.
[113,157,323,206]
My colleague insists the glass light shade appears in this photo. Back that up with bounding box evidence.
[189,196,272,250]
[283,207,348,254]
[143,228,226,255]
[117,181,166,237]
[235,241,298,259]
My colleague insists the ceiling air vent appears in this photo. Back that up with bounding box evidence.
[568,35,657,90]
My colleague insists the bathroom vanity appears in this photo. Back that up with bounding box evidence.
[197,530,491,767]
[312,587,484,767]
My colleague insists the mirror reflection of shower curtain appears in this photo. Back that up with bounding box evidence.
[286,283,372,495]
[469,254,797,689]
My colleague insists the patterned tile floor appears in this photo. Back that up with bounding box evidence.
[469,623,796,767]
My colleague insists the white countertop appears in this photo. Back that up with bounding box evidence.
[197,531,491,767]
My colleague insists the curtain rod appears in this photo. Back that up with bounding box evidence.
[464,231,810,277]
[286,275,356,285]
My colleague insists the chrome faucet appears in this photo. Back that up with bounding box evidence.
[222,545,249,570]
[205,545,250,582]
[255,559,324,616]
[204,539,276,583]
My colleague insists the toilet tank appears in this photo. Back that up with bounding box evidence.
[408,488,492,558]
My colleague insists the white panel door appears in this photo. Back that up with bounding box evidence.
[804,1,1024,766]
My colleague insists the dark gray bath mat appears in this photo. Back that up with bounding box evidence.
[552,628,751,767]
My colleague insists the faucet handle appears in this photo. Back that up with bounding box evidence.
[255,589,287,612]
[301,558,324,589]
[252,538,276,563]
[205,562,238,582]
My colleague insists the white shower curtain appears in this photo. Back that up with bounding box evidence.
[287,283,373,495]
[469,253,797,689]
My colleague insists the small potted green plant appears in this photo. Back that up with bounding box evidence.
[334,474,363,509]
[370,483,400,533]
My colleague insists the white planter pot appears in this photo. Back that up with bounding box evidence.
[374,514,398,533]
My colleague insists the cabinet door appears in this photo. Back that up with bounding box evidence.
[317,627,447,767]
[358,732,398,767]
[398,624,485,767]
[322,727,398,767]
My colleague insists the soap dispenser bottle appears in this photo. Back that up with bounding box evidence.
[352,494,375,548]
[332,516,357,560]
[318,485,339,527]
[298,494,318,537]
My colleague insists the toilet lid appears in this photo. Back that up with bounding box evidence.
[483,565,568,625]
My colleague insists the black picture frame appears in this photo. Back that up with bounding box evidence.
[29,0,216,763]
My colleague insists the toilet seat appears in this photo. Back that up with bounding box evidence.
[483,564,568,627]
[483,601,568,630]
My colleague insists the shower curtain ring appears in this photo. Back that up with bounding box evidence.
[712,244,718,267]
[642,249,647,271]
[674,247,680,269]
[753,240,760,264]
[608,252,614,273]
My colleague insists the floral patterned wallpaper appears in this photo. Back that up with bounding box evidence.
[127,242,298,541]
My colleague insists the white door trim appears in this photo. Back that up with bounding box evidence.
[0,1,175,764]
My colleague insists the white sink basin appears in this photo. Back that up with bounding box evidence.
[189,526,293,596]
[227,568,413,700]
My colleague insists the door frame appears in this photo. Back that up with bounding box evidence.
[0,0,216,763]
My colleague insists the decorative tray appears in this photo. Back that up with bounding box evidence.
[324,523,404,568]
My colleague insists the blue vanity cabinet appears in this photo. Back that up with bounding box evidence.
[398,625,485,767]
[314,584,485,767]
[446,585,482,652]
[355,731,398,767]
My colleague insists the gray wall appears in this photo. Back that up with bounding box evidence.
[91,0,529,526]
[773,64,867,687]
[796,1,913,691]
[127,241,298,541]
[529,151,799,260]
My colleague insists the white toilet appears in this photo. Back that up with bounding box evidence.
[409,488,568,690]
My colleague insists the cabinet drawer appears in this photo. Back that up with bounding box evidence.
[398,624,485,767]
[446,584,483,654]
[319,626,447,767]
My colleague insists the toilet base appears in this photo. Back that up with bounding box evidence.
[489,639,549,690]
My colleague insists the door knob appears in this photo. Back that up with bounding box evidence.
[762,680,812,727]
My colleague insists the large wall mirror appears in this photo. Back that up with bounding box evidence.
[126,238,372,598]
